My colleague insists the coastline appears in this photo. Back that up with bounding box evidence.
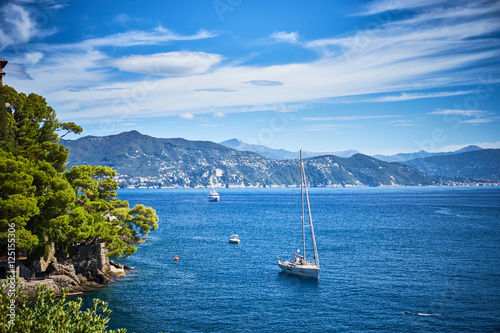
[7,243,131,299]
[118,182,500,189]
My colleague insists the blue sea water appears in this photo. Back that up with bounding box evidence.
[81,187,500,333]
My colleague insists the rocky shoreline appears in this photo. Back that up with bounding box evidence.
[18,243,130,297]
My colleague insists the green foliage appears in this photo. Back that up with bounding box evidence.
[0,150,39,250]
[65,165,159,258]
[0,84,82,173]
[0,281,126,333]
[0,85,159,258]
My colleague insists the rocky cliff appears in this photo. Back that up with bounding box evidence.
[20,243,129,297]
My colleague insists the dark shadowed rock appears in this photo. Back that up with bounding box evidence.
[109,259,124,269]
[22,243,116,297]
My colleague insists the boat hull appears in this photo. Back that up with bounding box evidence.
[208,196,219,202]
[278,261,320,279]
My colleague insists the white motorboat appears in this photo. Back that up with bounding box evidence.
[277,150,320,279]
[208,188,220,202]
[229,234,240,244]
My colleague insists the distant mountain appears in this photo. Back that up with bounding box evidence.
[220,138,298,160]
[402,149,500,181]
[373,145,484,162]
[453,145,485,154]
[62,131,438,188]
[219,138,359,160]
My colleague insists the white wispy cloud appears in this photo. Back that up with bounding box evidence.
[80,26,216,48]
[388,120,415,127]
[48,4,66,10]
[460,117,500,124]
[113,13,132,25]
[245,80,283,86]
[301,115,402,121]
[0,2,58,51]
[357,0,454,16]
[302,124,346,131]
[194,88,236,92]
[24,51,43,65]
[427,109,489,116]
[427,109,499,125]
[305,17,500,60]
[213,112,225,118]
[270,31,299,43]
[371,90,475,102]
[198,124,219,127]
[178,112,195,120]
[391,1,500,25]
[103,52,223,76]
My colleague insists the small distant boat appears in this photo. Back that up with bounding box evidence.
[229,234,240,244]
[208,188,220,202]
[277,150,320,279]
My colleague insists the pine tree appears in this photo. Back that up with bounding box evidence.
[0,85,158,258]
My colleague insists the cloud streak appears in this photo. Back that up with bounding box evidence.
[301,115,402,121]
[460,117,500,124]
[245,80,284,87]
[80,26,216,49]
[427,109,499,125]
[178,112,195,120]
[427,109,489,116]
[370,90,475,102]
[357,0,455,16]
[103,52,223,75]
[270,31,299,43]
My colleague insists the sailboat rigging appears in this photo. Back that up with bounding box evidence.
[277,150,320,279]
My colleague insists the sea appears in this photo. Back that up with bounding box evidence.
[79,187,500,333]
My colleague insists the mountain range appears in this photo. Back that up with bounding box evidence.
[61,131,445,188]
[217,138,500,182]
[373,145,484,162]
[60,131,499,187]
[220,138,359,159]
[403,149,500,181]
[220,138,484,162]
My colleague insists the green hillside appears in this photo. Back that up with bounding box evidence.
[62,131,440,187]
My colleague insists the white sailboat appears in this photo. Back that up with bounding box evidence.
[277,150,320,279]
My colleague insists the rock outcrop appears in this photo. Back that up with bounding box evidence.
[109,260,126,276]
[21,243,131,297]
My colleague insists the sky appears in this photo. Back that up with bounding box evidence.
[1,0,499,155]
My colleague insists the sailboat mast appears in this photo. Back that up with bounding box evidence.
[302,156,320,268]
[300,150,306,262]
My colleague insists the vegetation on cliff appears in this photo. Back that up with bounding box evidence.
[0,85,159,260]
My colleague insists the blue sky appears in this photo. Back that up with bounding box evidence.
[1,0,499,155]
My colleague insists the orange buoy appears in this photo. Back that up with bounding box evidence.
[174,257,179,261]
